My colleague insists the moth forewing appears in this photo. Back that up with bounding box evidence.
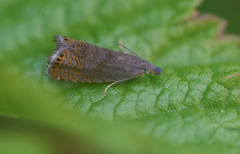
[46,35,162,96]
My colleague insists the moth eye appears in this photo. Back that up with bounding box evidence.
[145,70,150,74]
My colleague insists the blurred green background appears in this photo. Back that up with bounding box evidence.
[1,0,240,153]
[199,0,240,35]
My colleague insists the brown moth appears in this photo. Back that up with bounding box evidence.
[45,35,162,96]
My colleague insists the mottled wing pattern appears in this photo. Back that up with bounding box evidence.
[46,35,147,83]
[45,35,162,96]
[56,35,80,48]
[46,35,101,83]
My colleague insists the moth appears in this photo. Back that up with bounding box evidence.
[45,35,162,96]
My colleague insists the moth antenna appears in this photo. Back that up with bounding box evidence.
[111,41,147,61]
[118,38,127,54]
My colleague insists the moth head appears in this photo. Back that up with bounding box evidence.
[142,61,162,75]
[150,67,161,75]
[144,67,161,75]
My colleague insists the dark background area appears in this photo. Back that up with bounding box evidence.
[199,0,240,35]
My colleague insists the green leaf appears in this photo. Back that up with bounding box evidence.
[1,0,240,153]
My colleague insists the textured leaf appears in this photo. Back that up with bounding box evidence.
[1,0,240,153]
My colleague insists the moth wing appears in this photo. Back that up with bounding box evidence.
[55,35,108,71]
[46,64,95,82]
[83,44,108,70]
[54,35,79,48]
[46,35,106,83]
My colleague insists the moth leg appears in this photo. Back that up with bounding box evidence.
[118,38,127,53]
[104,78,131,96]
